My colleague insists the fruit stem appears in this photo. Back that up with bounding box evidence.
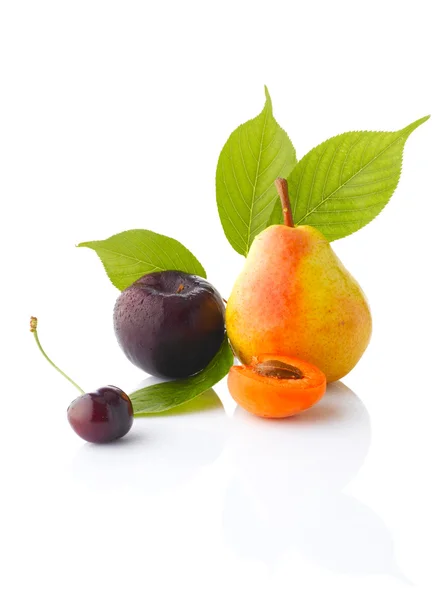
[30,317,85,395]
[275,178,294,227]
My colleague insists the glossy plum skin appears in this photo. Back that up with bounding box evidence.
[67,386,133,443]
[113,271,226,378]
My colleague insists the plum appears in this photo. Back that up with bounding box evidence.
[113,271,226,378]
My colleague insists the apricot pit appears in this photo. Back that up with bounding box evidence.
[253,359,304,380]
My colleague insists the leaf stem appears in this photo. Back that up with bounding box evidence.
[275,178,294,227]
[30,317,85,395]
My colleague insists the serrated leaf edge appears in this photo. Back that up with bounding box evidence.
[77,229,207,290]
[216,87,296,256]
[268,115,429,239]
[293,116,429,230]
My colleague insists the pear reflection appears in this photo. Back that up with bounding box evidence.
[71,389,229,495]
[223,382,404,579]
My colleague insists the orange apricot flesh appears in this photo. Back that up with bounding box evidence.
[228,354,326,419]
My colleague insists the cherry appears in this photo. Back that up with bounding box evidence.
[67,386,133,443]
[30,317,134,443]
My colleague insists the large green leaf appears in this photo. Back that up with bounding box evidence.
[216,87,296,255]
[78,229,206,290]
[269,116,429,240]
[130,338,234,415]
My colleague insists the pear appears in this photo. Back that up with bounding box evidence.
[226,179,372,382]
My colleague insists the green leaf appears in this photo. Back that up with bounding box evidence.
[269,116,429,240]
[216,86,296,255]
[78,229,206,291]
[130,338,234,415]
[134,389,223,417]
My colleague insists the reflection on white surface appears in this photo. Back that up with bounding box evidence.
[223,382,408,581]
[71,389,229,494]
[71,382,409,583]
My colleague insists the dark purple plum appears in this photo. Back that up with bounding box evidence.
[67,385,134,443]
[113,271,226,378]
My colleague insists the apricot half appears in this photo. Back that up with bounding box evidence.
[228,355,326,418]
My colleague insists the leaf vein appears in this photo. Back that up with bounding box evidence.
[246,105,270,254]
[296,131,407,225]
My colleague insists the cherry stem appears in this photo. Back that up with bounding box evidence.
[275,178,294,227]
[30,317,85,395]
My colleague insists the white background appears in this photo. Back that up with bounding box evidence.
[1,1,447,599]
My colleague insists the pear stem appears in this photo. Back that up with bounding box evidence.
[275,178,294,227]
[30,316,85,395]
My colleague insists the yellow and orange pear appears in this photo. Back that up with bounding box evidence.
[226,179,372,382]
